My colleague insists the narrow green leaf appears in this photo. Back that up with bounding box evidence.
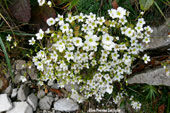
[154,2,167,21]
[139,0,154,11]
[68,0,79,10]
[0,36,14,82]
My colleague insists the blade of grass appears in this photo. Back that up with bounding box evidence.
[0,36,14,82]
[154,1,167,21]
[0,13,16,39]
[1,31,35,36]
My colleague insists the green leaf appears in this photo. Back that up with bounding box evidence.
[0,36,14,82]
[67,0,79,10]
[139,0,154,11]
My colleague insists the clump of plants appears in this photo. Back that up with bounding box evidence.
[25,0,153,111]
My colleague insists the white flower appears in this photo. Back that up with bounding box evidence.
[77,13,84,22]
[115,7,126,18]
[6,34,12,41]
[36,61,44,71]
[20,76,27,82]
[60,23,69,33]
[66,13,74,23]
[28,37,36,45]
[47,1,52,7]
[102,33,113,45]
[73,37,83,47]
[85,34,98,46]
[131,101,141,110]
[50,52,58,62]
[45,28,51,34]
[102,42,115,51]
[97,17,105,25]
[46,17,55,26]
[53,41,65,52]
[108,9,116,19]
[137,18,145,26]
[125,28,134,37]
[135,25,143,32]
[38,0,45,6]
[143,37,150,43]
[65,51,74,61]
[110,20,116,27]
[87,13,96,21]
[168,34,170,38]
[36,29,44,40]
[142,54,150,64]
[37,50,46,58]
[106,85,113,94]
[113,74,124,82]
[55,14,64,25]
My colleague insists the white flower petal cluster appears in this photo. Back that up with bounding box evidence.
[142,54,150,64]
[38,0,45,6]
[6,34,12,41]
[31,7,152,104]
[131,101,142,110]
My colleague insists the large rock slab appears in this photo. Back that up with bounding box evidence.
[144,18,170,50]
[54,98,79,112]
[0,94,12,112]
[128,66,170,86]
[7,102,33,113]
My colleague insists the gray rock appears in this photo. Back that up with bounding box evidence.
[17,85,30,101]
[27,65,38,80]
[27,93,38,111]
[37,90,45,98]
[0,94,12,112]
[11,88,18,98]
[54,98,79,112]
[71,93,84,103]
[4,83,12,95]
[14,60,27,70]
[51,84,59,89]
[7,102,33,113]
[39,96,53,110]
[47,80,54,86]
[64,83,78,92]
[47,92,53,97]
[54,95,59,101]
[4,86,12,95]
[14,74,21,84]
[144,18,170,50]
[128,66,170,86]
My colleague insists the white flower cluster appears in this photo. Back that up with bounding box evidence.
[130,96,141,110]
[31,7,152,103]
[38,0,52,7]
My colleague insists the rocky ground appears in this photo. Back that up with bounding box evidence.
[0,18,170,113]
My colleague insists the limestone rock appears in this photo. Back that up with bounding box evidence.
[14,60,27,70]
[54,98,79,112]
[27,93,38,111]
[17,85,30,101]
[27,65,38,80]
[37,90,45,98]
[39,96,53,110]
[128,66,170,86]
[0,94,12,112]
[11,88,18,98]
[144,18,170,50]
[7,102,33,113]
